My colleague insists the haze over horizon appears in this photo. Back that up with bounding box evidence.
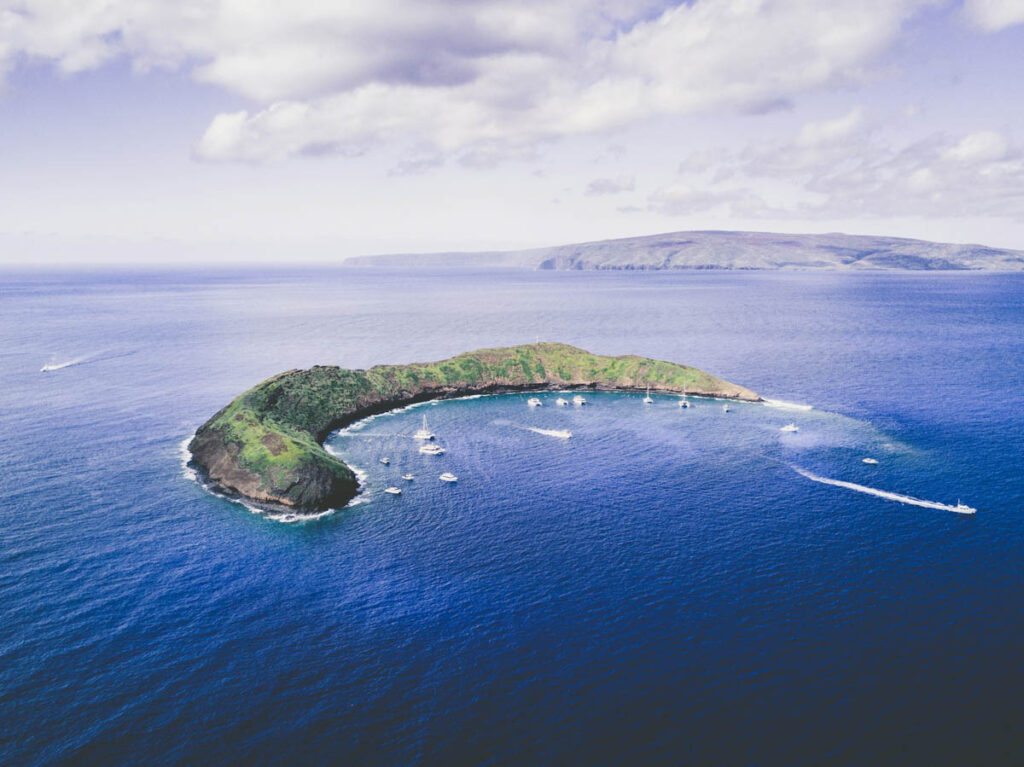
[3,0,1024,265]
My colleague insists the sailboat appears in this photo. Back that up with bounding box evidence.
[413,414,435,441]
[678,384,690,408]
[643,386,654,404]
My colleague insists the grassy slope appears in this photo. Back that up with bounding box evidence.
[192,343,758,509]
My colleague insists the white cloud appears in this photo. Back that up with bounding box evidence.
[962,0,1024,32]
[664,114,1024,219]
[0,0,941,163]
[586,175,635,195]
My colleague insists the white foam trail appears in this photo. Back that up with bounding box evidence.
[791,465,976,514]
[41,353,95,371]
[527,427,572,439]
[764,399,814,411]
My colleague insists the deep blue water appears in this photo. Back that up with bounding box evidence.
[2,268,1023,764]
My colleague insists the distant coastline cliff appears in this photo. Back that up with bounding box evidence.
[188,343,760,513]
[345,230,1024,271]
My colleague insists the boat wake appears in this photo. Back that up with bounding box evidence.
[40,348,136,372]
[764,398,814,411]
[790,465,975,514]
[527,427,572,440]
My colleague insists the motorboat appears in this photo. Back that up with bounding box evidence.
[556,397,569,407]
[528,427,572,439]
[401,473,415,480]
[379,457,390,465]
[572,394,586,406]
[954,500,977,514]
[862,458,879,465]
[384,486,402,495]
[439,472,458,482]
[780,423,799,433]
[413,414,435,441]
[527,397,543,407]
[722,404,730,413]
[419,444,445,455]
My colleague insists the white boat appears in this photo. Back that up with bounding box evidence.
[439,472,458,482]
[379,457,390,465]
[573,394,587,406]
[556,397,569,407]
[401,473,415,480]
[954,500,977,514]
[678,395,690,409]
[780,423,799,433]
[642,386,653,404]
[413,414,435,441]
[527,397,543,407]
[722,404,730,413]
[419,443,445,455]
[862,458,879,465]
[384,486,402,495]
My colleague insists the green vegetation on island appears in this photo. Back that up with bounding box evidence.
[188,342,760,513]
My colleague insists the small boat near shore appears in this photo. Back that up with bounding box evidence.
[573,394,587,406]
[643,386,654,404]
[556,397,569,407]
[527,397,543,407]
[384,486,402,495]
[722,404,730,413]
[439,472,458,482]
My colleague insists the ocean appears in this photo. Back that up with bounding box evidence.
[2,268,1023,764]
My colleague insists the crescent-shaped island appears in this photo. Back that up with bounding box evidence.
[188,342,761,513]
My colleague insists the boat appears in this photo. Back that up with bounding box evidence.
[384,486,402,495]
[419,443,445,455]
[643,386,653,404]
[722,404,730,413]
[678,395,690,409]
[556,397,569,407]
[527,397,543,407]
[401,473,415,480]
[439,472,458,482]
[862,458,879,465]
[780,423,799,433]
[572,394,586,406]
[379,457,390,465]
[954,500,977,514]
[413,414,435,441]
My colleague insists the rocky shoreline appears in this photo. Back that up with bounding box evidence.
[188,343,761,514]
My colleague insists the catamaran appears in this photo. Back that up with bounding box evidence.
[678,387,690,408]
[413,414,435,441]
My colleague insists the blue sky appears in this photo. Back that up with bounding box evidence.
[2,0,1024,264]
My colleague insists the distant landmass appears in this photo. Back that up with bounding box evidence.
[346,230,1024,271]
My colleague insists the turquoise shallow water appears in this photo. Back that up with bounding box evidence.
[1,269,1023,764]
